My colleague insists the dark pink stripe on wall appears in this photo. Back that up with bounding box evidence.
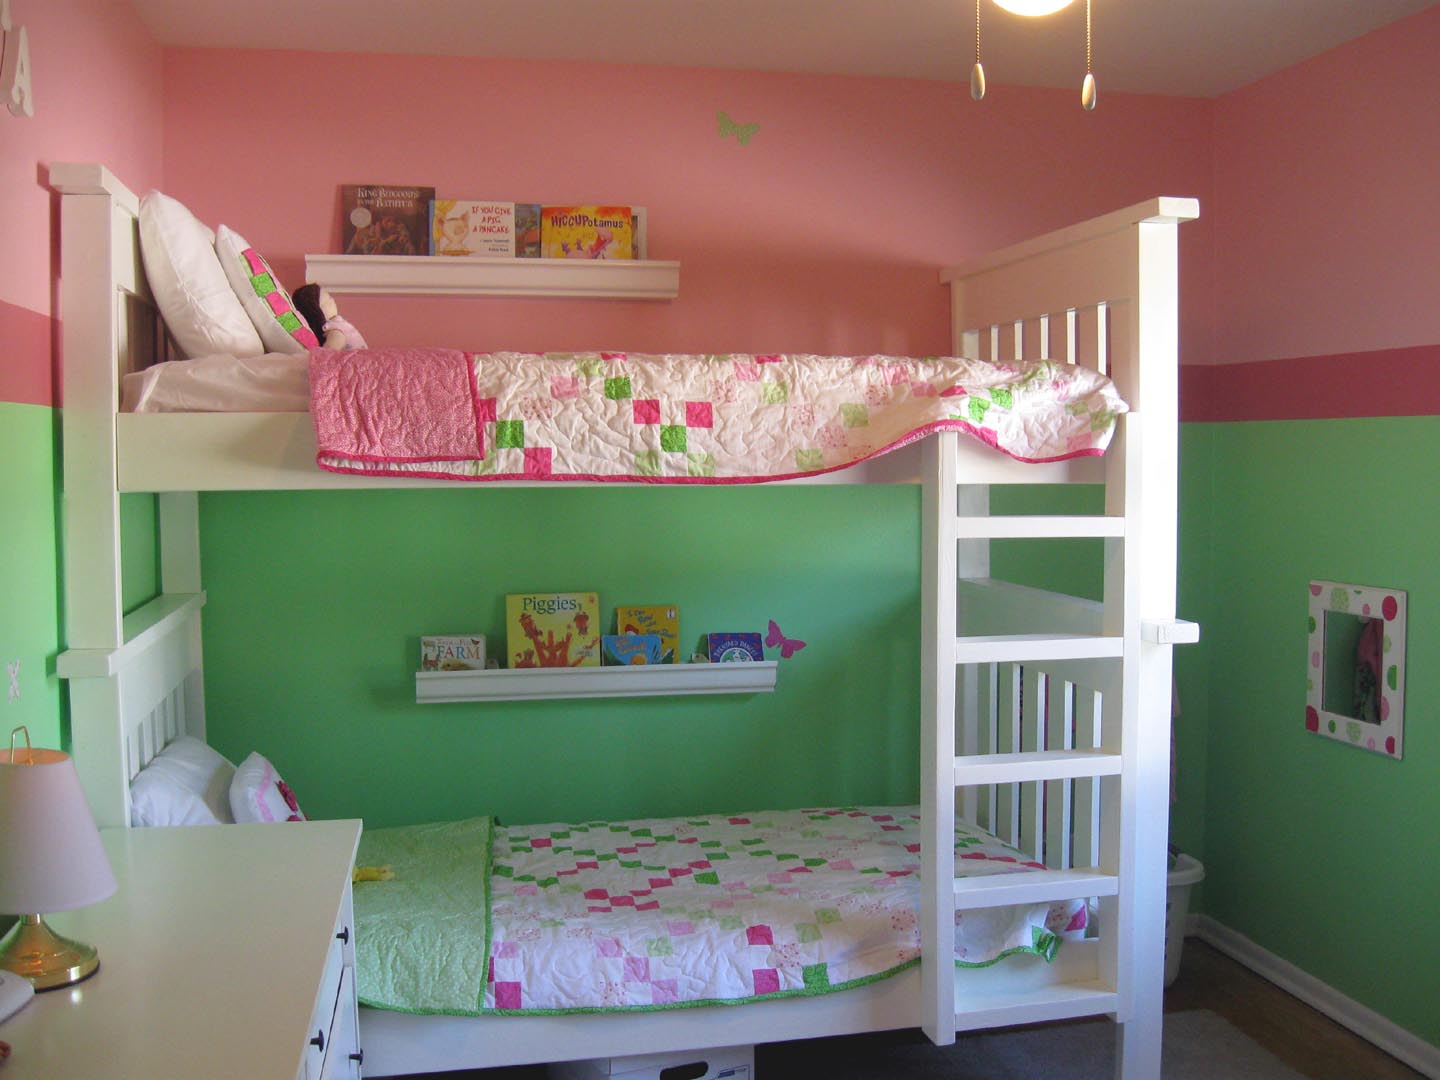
[0,298,56,408]
[1181,344,1440,423]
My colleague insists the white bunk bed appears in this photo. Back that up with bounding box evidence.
[49,161,1197,1080]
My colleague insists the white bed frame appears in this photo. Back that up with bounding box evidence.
[49,161,1197,1079]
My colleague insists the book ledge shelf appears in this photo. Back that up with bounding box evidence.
[415,662,778,703]
[305,254,680,300]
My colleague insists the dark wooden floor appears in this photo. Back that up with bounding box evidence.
[402,937,1424,1079]
[1163,939,1423,1080]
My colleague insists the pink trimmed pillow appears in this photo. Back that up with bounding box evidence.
[229,751,307,823]
[215,225,320,355]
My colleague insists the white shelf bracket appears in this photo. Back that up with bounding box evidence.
[1139,618,1200,645]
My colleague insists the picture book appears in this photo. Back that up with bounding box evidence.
[506,592,601,668]
[540,205,634,260]
[707,633,764,663]
[420,635,487,672]
[430,200,515,257]
[631,206,648,260]
[341,184,434,256]
[601,634,663,666]
[515,203,542,258]
[615,604,678,664]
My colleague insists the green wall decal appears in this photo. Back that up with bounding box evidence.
[717,111,760,145]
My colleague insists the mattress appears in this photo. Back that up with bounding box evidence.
[121,353,309,413]
[353,807,1086,1017]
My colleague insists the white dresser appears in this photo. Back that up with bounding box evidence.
[0,819,363,1080]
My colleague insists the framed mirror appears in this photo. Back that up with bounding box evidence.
[1306,581,1405,758]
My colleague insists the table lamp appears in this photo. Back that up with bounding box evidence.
[0,727,118,989]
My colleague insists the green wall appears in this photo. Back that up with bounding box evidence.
[197,485,923,829]
[1187,416,1439,1045]
[0,403,64,749]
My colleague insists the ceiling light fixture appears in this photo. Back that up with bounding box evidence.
[970,0,1096,111]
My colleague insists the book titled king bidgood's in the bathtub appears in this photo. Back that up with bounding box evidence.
[506,592,601,668]
[341,184,434,256]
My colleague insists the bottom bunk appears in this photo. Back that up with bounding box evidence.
[355,807,1085,1015]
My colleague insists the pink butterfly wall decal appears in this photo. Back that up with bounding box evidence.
[766,620,807,659]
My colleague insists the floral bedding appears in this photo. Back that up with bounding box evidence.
[310,350,1126,483]
[353,807,1086,1016]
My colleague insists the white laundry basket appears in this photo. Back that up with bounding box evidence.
[1164,852,1205,987]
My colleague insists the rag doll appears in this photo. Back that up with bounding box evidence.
[292,283,368,350]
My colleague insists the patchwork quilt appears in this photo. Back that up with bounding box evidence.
[310,350,1126,482]
[353,807,1086,1017]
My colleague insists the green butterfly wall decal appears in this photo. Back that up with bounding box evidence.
[717,111,760,145]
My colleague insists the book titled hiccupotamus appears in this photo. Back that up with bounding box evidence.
[707,633,764,663]
[506,592,601,668]
[420,635,487,671]
[430,200,515,257]
[540,205,634,259]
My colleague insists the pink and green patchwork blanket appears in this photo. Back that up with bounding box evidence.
[353,807,1086,1016]
[310,350,1126,482]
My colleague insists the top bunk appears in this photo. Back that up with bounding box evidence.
[50,162,1197,494]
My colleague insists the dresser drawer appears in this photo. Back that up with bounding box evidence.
[301,926,346,1080]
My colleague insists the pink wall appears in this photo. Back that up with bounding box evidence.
[161,49,1214,365]
[1213,4,1440,368]
[0,0,162,406]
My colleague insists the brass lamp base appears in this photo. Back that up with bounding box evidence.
[0,913,100,991]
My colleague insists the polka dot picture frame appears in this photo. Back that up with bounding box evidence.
[1305,580,1405,758]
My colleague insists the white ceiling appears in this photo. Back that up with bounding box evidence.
[130,0,1438,99]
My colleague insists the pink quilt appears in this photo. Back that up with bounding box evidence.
[310,349,1126,482]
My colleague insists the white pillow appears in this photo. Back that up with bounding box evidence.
[214,225,318,355]
[129,735,237,828]
[229,751,307,823]
[138,191,265,360]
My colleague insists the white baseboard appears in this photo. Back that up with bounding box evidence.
[1188,914,1440,1079]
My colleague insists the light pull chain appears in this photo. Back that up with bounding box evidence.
[971,0,987,100]
[1080,0,1097,110]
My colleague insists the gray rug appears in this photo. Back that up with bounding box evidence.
[758,1010,1308,1079]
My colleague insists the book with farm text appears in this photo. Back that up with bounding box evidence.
[341,184,434,256]
[420,635,487,671]
[506,592,601,668]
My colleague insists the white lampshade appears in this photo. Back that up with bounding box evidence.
[0,747,117,913]
[992,0,1075,14]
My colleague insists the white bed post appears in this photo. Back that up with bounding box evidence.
[919,431,959,1045]
[51,164,131,826]
[1103,211,1189,1080]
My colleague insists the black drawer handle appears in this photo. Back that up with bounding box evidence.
[337,926,351,945]
[310,1029,325,1052]
[350,1050,365,1065]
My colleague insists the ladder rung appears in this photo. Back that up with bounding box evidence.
[953,868,1118,909]
[954,983,1119,1030]
[952,634,1123,664]
[953,749,1121,787]
[955,515,1124,539]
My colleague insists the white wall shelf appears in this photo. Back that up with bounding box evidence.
[305,254,680,299]
[416,661,776,703]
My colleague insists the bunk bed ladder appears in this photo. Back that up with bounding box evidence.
[927,198,1198,1078]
